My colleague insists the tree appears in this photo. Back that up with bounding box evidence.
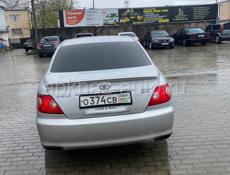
[35,0,72,28]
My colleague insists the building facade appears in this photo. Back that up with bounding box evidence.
[219,0,230,22]
[5,9,32,48]
[0,0,8,47]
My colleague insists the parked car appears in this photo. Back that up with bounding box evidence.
[118,32,140,42]
[205,23,230,43]
[37,36,63,58]
[173,28,209,46]
[37,36,174,150]
[75,33,94,38]
[23,39,32,53]
[144,30,174,49]
[103,13,119,25]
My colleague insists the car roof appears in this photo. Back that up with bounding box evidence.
[62,36,135,47]
[43,36,59,38]
[151,30,167,32]
[185,27,202,30]
[118,32,135,34]
[76,33,93,35]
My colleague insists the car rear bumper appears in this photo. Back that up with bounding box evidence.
[152,42,174,48]
[38,48,56,54]
[37,106,174,149]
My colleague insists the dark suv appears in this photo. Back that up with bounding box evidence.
[37,36,63,58]
[205,23,230,43]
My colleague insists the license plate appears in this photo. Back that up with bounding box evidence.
[79,92,132,108]
[198,35,205,38]
[161,43,169,45]
[43,44,51,47]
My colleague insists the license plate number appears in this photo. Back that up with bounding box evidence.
[161,43,169,45]
[198,35,205,38]
[43,44,51,47]
[80,92,132,108]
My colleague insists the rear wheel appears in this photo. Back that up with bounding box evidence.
[38,53,43,58]
[215,35,221,44]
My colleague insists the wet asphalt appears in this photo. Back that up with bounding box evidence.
[0,42,230,175]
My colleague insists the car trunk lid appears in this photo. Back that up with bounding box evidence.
[45,66,159,119]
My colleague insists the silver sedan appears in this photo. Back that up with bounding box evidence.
[36,36,174,150]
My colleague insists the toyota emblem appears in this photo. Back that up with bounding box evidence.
[99,82,111,90]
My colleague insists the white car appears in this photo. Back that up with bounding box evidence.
[118,32,140,42]
[103,13,118,25]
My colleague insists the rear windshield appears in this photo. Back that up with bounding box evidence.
[186,28,204,33]
[41,37,58,43]
[51,42,151,72]
[151,31,169,37]
[224,23,230,30]
[25,39,31,44]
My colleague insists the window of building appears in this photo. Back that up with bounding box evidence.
[11,28,23,36]
[10,15,20,21]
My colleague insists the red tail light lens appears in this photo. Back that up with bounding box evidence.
[37,43,41,49]
[220,25,224,33]
[37,94,64,114]
[52,41,60,48]
[148,84,171,106]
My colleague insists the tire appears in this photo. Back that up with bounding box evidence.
[149,42,153,50]
[182,39,187,46]
[201,42,206,46]
[25,48,28,53]
[170,45,174,49]
[38,53,43,58]
[215,35,221,44]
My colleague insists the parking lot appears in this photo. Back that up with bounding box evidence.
[0,42,230,175]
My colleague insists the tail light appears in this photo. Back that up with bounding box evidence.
[148,84,171,106]
[52,41,60,48]
[37,43,41,49]
[191,34,196,40]
[37,94,63,114]
[220,25,224,33]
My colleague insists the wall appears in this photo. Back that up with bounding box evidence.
[37,21,215,42]
[220,0,230,22]
[5,10,32,40]
[0,0,8,47]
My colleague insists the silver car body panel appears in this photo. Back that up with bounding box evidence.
[37,103,173,149]
[37,36,174,149]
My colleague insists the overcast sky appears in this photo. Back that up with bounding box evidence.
[77,0,227,8]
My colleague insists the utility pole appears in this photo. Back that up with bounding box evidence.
[216,0,220,24]
[93,0,95,9]
[124,0,129,8]
[31,0,38,48]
